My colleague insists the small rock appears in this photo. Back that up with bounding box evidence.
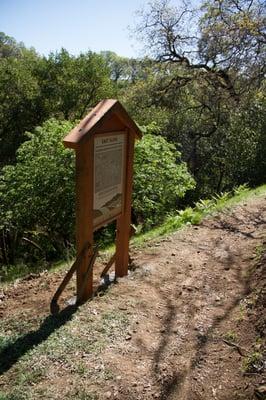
[194,326,199,331]
[65,296,76,306]
[105,391,112,399]
[144,383,151,388]
[183,285,193,291]
[118,305,127,311]
[125,334,132,340]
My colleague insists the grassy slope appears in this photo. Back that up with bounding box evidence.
[132,184,266,246]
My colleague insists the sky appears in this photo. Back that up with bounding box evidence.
[0,0,145,58]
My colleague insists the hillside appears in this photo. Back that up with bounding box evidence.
[0,191,265,400]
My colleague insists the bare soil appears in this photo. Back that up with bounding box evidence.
[0,195,265,400]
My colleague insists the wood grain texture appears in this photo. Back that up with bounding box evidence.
[76,139,94,300]
[115,130,135,277]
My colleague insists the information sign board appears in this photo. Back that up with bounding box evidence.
[93,132,125,228]
[63,99,142,301]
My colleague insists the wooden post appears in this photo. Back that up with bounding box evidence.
[76,139,94,301]
[115,131,135,277]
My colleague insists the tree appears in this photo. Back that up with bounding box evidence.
[0,41,115,166]
[199,0,266,91]
[135,0,266,96]
[100,51,130,83]
[130,0,266,194]
[0,32,26,58]
[0,49,41,165]
[38,49,115,120]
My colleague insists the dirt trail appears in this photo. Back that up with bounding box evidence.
[0,195,265,400]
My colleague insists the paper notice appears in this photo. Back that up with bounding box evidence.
[93,133,125,227]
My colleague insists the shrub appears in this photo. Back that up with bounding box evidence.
[0,120,195,265]
[133,133,195,228]
[0,119,75,264]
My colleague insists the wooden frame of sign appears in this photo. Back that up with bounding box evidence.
[63,99,142,302]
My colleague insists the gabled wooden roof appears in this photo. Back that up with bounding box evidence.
[63,99,142,149]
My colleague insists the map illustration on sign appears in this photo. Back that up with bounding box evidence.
[93,133,125,228]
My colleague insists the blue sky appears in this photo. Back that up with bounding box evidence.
[0,0,145,57]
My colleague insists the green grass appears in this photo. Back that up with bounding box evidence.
[132,184,266,247]
[254,243,265,262]
[223,330,238,343]
[242,350,264,373]
[0,301,130,399]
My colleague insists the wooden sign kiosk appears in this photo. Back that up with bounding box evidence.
[63,99,142,303]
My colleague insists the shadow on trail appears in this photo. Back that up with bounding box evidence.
[0,270,119,377]
[133,216,265,400]
[156,266,251,399]
[0,305,77,375]
[203,209,266,239]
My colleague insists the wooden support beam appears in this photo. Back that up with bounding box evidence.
[76,140,94,301]
[77,246,98,304]
[115,131,135,277]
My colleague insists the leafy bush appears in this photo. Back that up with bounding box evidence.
[0,120,195,265]
[133,133,195,228]
[0,119,75,264]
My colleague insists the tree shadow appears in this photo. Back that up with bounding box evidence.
[133,227,262,399]
[0,304,77,375]
[159,274,251,398]
[0,272,120,377]
[203,209,266,239]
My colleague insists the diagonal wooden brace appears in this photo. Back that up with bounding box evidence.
[76,246,99,304]
[100,225,136,278]
[50,242,90,314]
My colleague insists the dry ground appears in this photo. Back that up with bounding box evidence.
[0,195,265,400]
